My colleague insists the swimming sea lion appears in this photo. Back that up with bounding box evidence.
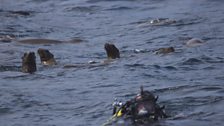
[22,52,36,73]
[17,38,84,45]
[37,48,57,65]
[18,39,63,44]
[154,47,175,54]
[186,38,205,47]
[64,43,120,68]
[104,43,120,59]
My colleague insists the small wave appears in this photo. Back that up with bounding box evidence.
[181,58,204,65]
[202,56,224,63]
[162,95,223,120]
[215,76,224,80]
[200,86,223,91]
[182,96,223,106]
[0,65,21,72]
[164,66,177,70]
[105,6,133,11]
[124,63,145,67]
[133,49,151,53]
[87,0,136,3]
[124,63,147,70]
[174,17,205,26]
[181,56,224,66]
[64,6,100,13]
[154,85,199,93]
[136,18,177,27]
[0,107,11,115]
[0,10,34,17]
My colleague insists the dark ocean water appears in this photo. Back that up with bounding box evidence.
[0,0,224,126]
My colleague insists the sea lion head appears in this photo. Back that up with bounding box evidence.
[104,43,120,59]
[134,86,166,120]
[156,47,175,54]
[166,47,175,53]
[37,48,56,65]
[22,52,36,73]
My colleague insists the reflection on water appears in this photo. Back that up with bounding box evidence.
[0,0,224,126]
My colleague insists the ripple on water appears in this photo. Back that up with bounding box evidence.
[1,0,224,125]
[0,65,21,72]
[181,58,204,65]
[0,107,11,115]
[105,6,134,11]
[0,9,35,17]
[155,83,224,119]
[64,5,100,13]
[180,55,224,67]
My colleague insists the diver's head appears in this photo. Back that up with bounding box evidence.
[136,86,158,102]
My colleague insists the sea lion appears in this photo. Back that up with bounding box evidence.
[37,48,57,65]
[104,43,120,59]
[22,52,36,73]
[18,39,63,44]
[186,38,205,47]
[17,38,84,44]
[154,47,175,54]
[64,43,120,68]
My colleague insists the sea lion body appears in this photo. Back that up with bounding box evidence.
[17,38,84,44]
[155,47,175,54]
[18,39,63,44]
[186,38,204,47]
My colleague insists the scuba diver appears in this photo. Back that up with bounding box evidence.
[103,86,167,125]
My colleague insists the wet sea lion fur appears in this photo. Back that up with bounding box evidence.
[37,48,57,65]
[155,47,175,54]
[22,52,36,73]
[104,43,120,59]
[17,38,84,44]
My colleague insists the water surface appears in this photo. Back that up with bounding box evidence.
[0,0,224,126]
